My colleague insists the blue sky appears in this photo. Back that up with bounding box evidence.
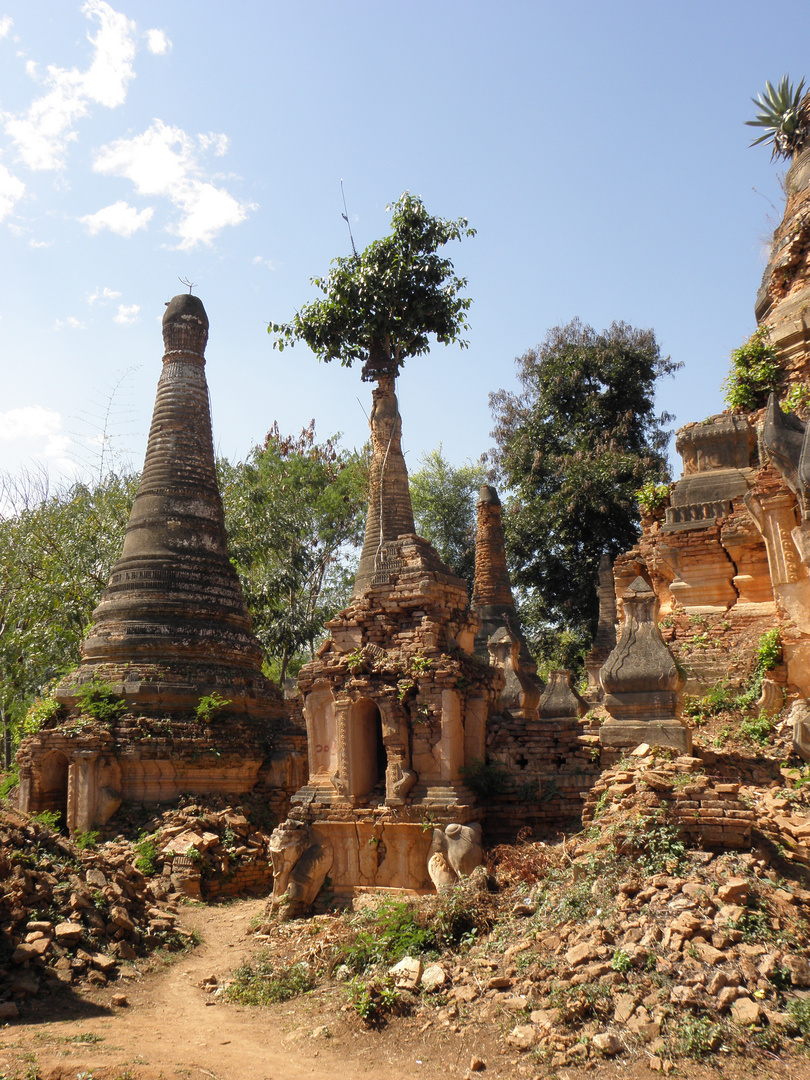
[0,1,806,487]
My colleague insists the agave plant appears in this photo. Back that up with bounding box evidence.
[746,75,808,160]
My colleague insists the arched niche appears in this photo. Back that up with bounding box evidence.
[39,750,70,824]
[348,697,386,798]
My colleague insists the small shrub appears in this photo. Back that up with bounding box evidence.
[673,1015,722,1058]
[225,956,314,1005]
[195,692,231,723]
[74,830,100,850]
[32,809,61,830]
[621,811,686,874]
[787,996,810,1040]
[783,383,810,417]
[610,948,632,973]
[22,695,62,735]
[74,679,126,723]
[723,326,780,412]
[636,480,671,515]
[338,899,436,972]
[346,977,401,1024]
[740,715,774,745]
[0,763,20,799]
[344,648,364,673]
[134,834,159,875]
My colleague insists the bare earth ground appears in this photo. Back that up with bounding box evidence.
[1,898,808,1080]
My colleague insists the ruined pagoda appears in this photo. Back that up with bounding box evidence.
[17,294,285,832]
[292,367,503,894]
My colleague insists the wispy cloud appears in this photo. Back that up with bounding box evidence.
[252,255,278,270]
[55,315,85,330]
[88,285,121,305]
[0,161,25,221]
[0,16,12,39]
[113,302,139,325]
[93,119,253,249]
[146,28,170,55]
[3,0,137,171]
[80,199,153,237]
[0,404,73,469]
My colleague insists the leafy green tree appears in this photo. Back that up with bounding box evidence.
[490,319,679,665]
[0,469,137,758]
[409,447,487,594]
[219,423,367,684]
[268,192,475,381]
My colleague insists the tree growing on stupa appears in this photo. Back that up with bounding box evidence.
[268,192,475,380]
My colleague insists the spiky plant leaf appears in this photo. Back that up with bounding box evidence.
[746,75,808,159]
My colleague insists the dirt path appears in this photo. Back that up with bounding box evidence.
[0,899,435,1080]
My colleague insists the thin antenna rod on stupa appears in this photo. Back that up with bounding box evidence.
[179,277,197,294]
[340,180,358,259]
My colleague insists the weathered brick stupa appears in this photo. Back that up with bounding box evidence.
[289,373,503,896]
[17,294,286,832]
[471,484,540,717]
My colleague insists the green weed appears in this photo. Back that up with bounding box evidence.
[225,955,314,1005]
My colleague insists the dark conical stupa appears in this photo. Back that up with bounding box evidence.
[61,293,277,718]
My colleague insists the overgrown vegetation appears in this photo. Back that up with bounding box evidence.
[73,678,127,723]
[194,692,231,724]
[226,955,315,1005]
[723,327,780,412]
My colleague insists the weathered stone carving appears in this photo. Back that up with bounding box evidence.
[664,416,756,532]
[762,393,810,560]
[269,818,334,920]
[599,577,691,754]
[536,670,587,719]
[427,823,483,888]
[487,625,541,718]
[790,699,810,763]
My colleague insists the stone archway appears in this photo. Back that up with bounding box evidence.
[348,698,386,798]
[39,750,70,826]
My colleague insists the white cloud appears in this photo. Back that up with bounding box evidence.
[80,199,153,237]
[0,405,61,442]
[29,238,53,248]
[54,315,85,329]
[25,60,38,78]
[88,285,121,305]
[0,16,12,39]
[93,120,253,249]
[0,405,75,475]
[0,162,25,221]
[252,255,277,270]
[114,302,139,325]
[146,28,170,55]
[3,1,137,170]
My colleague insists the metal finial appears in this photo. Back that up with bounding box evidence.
[178,277,197,294]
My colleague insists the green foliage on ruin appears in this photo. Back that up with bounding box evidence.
[409,446,487,594]
[746,75,808,160]
[218,422,367,685]
[723,327,780,412]
[490,318,679,666]
[0,469,137,751]
[73,678,126,723]
[194,692,231,724]
[268,192,475,381]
